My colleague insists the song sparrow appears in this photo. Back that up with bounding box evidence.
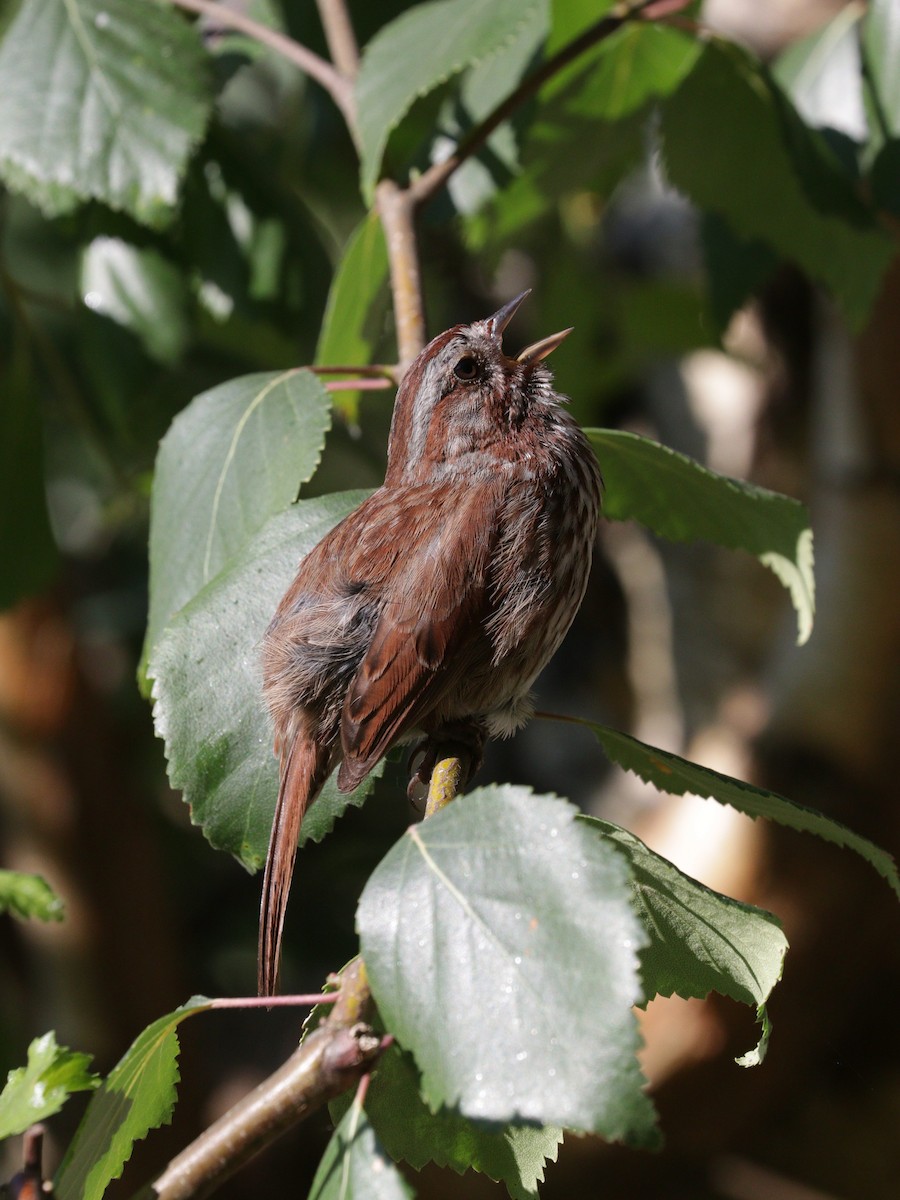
[259,291,602,994]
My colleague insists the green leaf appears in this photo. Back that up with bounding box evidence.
[149,495,382,870]
[81,238,189,365]
[469,22,697,247]
[0,870,64,922]
[0,0,213,227]
[699,212,779,333]
[315,214,391,419]
[588,722,900,902]
[432,3,548,217]
[862,0,900,137]
[358,786,659,1145]
[143,369,331,678]
[55,998,210,1200]
[660,40,893,327]
[773,4,867,142]
[587,428,815,645]
[0,1033,98,1139]
[0,377,57,610]
[355,0,548,199]
[332,1043,562,1200]
[582,818,787,1063]
[309,1097,413,1200]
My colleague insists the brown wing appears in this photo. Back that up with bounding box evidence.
[336,480,499,791]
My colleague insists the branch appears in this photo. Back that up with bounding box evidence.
[145,962,378,1200]
[168,0,356,127]
[408,0,666,208]
[375,180,427,369]
[316,0,360,80]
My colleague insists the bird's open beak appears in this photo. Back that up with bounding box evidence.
[517,327,573,364]
[486,289,531,341]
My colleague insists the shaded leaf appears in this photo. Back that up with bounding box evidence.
[149,495,382,870]
[582,817,787,1062]
[862,0,900,138]
[589,722,900,901]
[660,40,893,327]
[81,238,189,365]
[773,4,867,143]
[355,0,548,198]
[55,998,210,1200]
[309,1098,413,1200]
[0,0,212,227]
[469,22,697,247]
[315,214,391,419]
[358,786,658,1144]
[587,428,815,645]
[0,1033,98,1140]
[143,369,331,676]
[0,870,64,922]
[699,212,779,333]
[332,1042,562,1200]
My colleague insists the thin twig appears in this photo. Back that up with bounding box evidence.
[145,962,378,1200]
[324,377,394,393]
[168,0,355,126]
[408,0,665,208]
[316,0,360,81]
[308,364,396,377]
[208,992,338,1010]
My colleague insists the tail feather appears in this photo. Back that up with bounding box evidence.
[258,736,329,996]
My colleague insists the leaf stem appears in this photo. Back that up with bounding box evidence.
[167,0,356,127]
[208,993,338,1009]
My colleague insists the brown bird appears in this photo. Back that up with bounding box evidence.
[259,291,602,994]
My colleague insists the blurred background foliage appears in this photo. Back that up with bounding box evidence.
[1,0,899,1196]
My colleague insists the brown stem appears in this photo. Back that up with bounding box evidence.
[167,0,356,127]
[408,0,664,208]
[375,180,427,369]
[316,0,360,81]
[145,963,378,1200]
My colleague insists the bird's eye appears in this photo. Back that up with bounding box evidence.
[453,355,478,381]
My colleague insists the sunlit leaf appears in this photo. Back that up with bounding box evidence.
[355,0,548,198]
[316,214,391,419]
[55,998,210,1200]
[358,786,659,1144]
[0,0,212,226]
[0,870,64,922]
[81,238,189,365]
[0,1033,97,1140]
[143,369,331,677]
[149,495,382,870]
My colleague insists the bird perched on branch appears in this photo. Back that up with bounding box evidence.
[259,291,602,995]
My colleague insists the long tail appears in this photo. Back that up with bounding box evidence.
[258,736,330,996]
